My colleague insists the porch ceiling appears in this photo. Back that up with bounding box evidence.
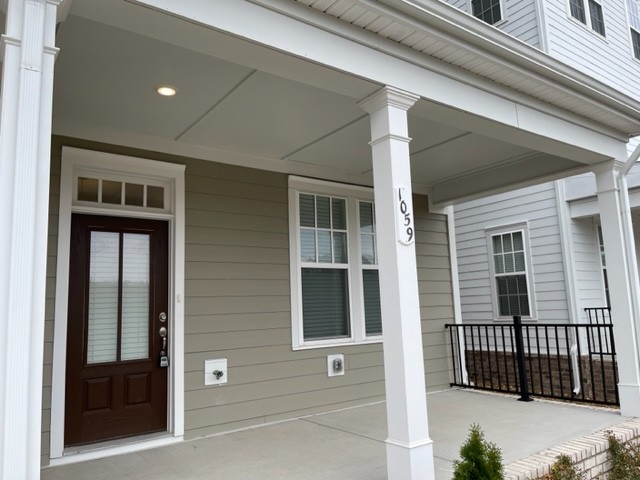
[52,0,622,205]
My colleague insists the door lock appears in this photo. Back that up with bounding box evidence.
[159,326,169,368]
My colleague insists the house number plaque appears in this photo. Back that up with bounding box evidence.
[396,186,414,246]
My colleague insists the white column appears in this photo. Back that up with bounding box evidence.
[359,87,435,480]
[594,161,640,417]
[0,0,59,478]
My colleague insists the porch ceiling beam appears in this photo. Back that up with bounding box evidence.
[427,156,592,206]
[131,0,631,161]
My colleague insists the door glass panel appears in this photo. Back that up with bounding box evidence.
[87,232,119,364]
[121,233,150,361]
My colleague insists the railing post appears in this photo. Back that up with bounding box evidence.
[513,316,533,402]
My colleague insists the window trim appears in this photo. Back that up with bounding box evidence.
[288,176,382,350]
[567,0,607,37]
[486,224,536,321]
[468,0,507,26]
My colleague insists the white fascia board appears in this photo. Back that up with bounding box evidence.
[132,0,631,158]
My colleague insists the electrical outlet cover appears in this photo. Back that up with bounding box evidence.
[327,354,345,377]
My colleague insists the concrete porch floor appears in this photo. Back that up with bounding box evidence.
[42,389,630,480]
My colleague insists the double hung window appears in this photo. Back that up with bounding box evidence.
[289,177,382,348]
[570,0,606,36]
[471,0,503,25]
[490,230,532,317]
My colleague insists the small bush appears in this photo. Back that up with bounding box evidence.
[606,432,640,480]
[538,454,584,480]
[452,424,504,480]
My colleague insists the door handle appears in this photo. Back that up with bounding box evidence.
[159,326,169,367]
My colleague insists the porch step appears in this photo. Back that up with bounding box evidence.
[504,417,640,480]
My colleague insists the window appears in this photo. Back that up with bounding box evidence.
[569,0,606,35]
[490,230,531,317]
[289,177,382,348]
[471,0,503,25]
[627,0,640,59]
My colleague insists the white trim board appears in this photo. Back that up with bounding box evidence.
[49,147,186,460]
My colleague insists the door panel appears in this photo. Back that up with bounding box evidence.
[65,214,169,447]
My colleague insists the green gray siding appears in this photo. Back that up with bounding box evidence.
[41,137,454,462]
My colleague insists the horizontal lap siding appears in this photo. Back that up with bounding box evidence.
[544,1,640,99]
[572,217,606,322]
[183,160,389,438]
[414,198,455,391]
[454,183,570,322]
[42,138,454,456]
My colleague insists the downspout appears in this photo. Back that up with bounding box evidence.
[446,205,468,384]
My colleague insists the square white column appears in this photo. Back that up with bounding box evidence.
[0,0,59,478]
[359,86,435,480]
[594,161,640,417]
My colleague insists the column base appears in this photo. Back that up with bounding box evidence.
[618,383,640,417]
[386,437,435,480]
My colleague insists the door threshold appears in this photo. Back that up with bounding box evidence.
[46,432,183,467]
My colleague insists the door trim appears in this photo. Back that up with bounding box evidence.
[50,147,185,460]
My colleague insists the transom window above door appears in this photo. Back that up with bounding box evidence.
[76,176,168,211]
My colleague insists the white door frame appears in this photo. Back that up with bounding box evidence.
[49,147,185,462]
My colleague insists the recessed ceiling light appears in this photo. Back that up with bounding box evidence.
[155,84,177,97]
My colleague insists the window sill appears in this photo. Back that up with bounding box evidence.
[292,337,383,351]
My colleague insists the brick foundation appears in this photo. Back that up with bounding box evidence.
[505,419,640,479]
[465,350,618,404]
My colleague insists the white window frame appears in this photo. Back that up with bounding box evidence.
[468,0,507,26]
[567,0,607,36]
[486,224,536,320]
[288,176,383,350]
[49,147,185,463]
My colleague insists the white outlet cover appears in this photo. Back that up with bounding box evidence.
[327,354,345,377]
[204,358,228,386]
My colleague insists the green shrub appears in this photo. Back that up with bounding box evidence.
[542,454,584,480]
[452,424,503,480]
[606,432,640,480]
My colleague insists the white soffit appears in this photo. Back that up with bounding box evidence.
[291,0,640,136]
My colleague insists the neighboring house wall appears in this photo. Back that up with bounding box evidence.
[440,0,541,48]
[542,0,640,99]
[454,182,569,322]
[41,137,454,463]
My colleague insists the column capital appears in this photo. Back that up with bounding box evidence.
[593,159,625,194]
[358,86,419,114]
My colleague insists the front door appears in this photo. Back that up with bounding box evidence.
[65,214,169,446]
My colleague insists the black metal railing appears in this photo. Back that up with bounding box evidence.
[585,307,612,355]
[445,316,619,406]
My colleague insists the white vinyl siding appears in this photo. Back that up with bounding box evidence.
[439,0,541,47]
[571,218,608,322]
[455,183,569,322]
[544,0,640,98]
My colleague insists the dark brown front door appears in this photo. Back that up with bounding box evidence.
[65,214,169,446]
